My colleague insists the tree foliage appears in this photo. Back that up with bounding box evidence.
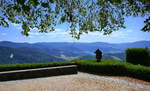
[142,16,150,32]
[0,0,149,39]
[126,48,150,66]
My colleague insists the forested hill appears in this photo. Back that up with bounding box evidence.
[0,46,64,64]
[0,41,150,64]
[0,41,150,53]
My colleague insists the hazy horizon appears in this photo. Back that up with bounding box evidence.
[0,40,150,44]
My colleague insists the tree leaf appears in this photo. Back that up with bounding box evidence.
[16,0,25,5]
[49,0,55,3]
[22,24,30,36]
[80,9,87,16]
[0,0,149,39]
[22,5,30,12]
[41,3,49,8]
[29,0,39,6]
[61,16,66,23]
[0,18,9,27]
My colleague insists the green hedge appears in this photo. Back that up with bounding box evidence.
[0,62,76,72]
[1,59,150,81]
[126,48,150,66]
[71,59,150,81]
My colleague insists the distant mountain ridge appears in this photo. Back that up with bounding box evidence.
[0,40,150,53]
[0,41,150,64]
[0,46,64,64]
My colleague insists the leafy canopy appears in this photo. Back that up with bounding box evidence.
[0,0,149,39]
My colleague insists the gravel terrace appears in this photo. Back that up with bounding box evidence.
[0,72,149,91]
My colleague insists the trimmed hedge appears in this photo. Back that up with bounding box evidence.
[0,62,76,72]
[126,48,150,66]
[1,59,150,81]
[71,59,150,81]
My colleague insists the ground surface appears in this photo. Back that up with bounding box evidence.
[0,72,149,91]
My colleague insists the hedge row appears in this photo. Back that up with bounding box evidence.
[126,48,150,66]
[1,59,150,81]
[72,59,150,81]
[0,62,76,72]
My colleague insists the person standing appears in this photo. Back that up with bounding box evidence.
[95,49,102,62]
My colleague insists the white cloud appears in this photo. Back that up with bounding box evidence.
[69,29,136,43]
[31,28,38,31]
[1,33,7,36]
[12,23,20,27]
[11,23,22,30]
[55,28,64,31]
[79,29,133,39]
[29,28,69,37]
[18,28,149,43]
[17,26,22,30]
[108,29,133,38]
[28,36,35,38]
[29,32,41,36]
[125,29,133,33]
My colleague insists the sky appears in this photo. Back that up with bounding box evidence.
[0,16,150,43]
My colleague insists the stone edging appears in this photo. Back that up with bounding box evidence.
[0,65,77,81]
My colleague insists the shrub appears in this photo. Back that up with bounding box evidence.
[72,59,150,81]
[126,48,150,66]
[0,62,75,72]
[1,59,150,81]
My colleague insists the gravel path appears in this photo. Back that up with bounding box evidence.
[77,72,150,91]
[0,72,149,91]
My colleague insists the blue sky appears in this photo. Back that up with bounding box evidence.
[0,16,150,43]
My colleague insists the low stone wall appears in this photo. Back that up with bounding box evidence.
[0,65,77,81]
